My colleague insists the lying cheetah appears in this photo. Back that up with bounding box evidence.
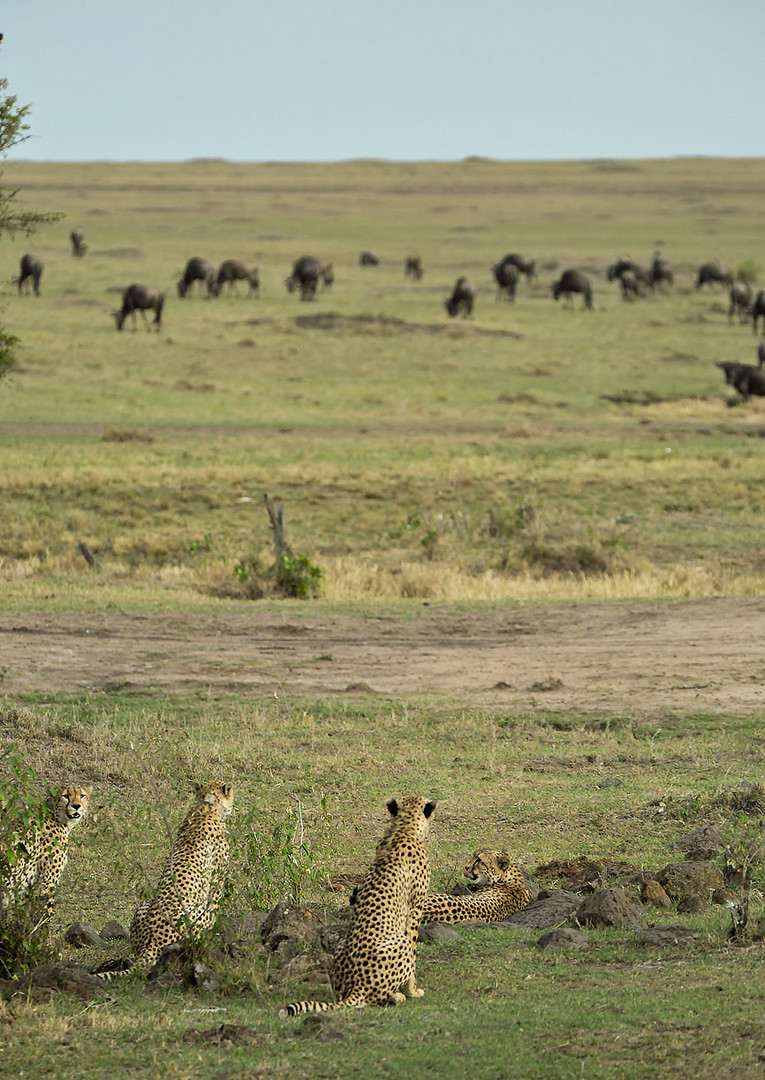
[1,784,90,918]
[95,781,233,977]
[422,850,530,924]
[280,794,436,1017]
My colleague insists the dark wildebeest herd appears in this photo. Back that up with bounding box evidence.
[11,230,765,402]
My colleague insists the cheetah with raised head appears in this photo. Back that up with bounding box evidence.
[422,850,530,924]
[1,785,91,918]
[130,781,234,969]
[280,794,436,1017]
[95,781,234,978]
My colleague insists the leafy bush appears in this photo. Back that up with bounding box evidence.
[231,795,333,908]
[736,259,761,285]
[275,553,323,598]
[0,749,56,977]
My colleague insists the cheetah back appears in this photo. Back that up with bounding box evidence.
[422,849,530,924]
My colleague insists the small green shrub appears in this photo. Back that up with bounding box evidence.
[0,748,56,977]
[231,795,334,908]
[275,553,323,598]
[736,259,761,285]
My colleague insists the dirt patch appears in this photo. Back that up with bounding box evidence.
[1,597,764,715]
[243,313,522,339]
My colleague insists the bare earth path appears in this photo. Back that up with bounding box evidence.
[2,598,764,715]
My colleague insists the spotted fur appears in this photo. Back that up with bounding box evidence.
[280,795,436,1017]
[422,849,530,924]
[1,785,90,917]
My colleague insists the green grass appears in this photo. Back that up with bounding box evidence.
[2,159,765,1077]
[2,157,765,604]
[1,694,764,1079]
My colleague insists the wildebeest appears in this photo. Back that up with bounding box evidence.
[113,284,164,331]
[758,341,765,369]
[285,255,322,300]
[178,256,215,298]
[750,290,765,335]
[316,260,334,291]
[618,269,643,300]
[607,258,651,291]
[551,269,593,310]
[492,259,519,301]
[696,262,734,289]
[70,228,87,258]
[445,277,475,318]
[17,253,43,295]
[717,360,765,401]
[497,253,536,282]
[650,251,673,288]
[728,282,752,324]
[404,253,423,280]
[213,259,260,297]
[359,251,379,267]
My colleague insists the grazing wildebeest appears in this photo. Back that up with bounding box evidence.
[728,282,752,324]
[17,253,43,295]
[552,269,593,310]
[717,360,765,401]
[650,251,673,288]
[359,251,379,267]
[607,258,651,291]
[492,259,519,301]
[750,290,765,335]
[498,253,536,282]
[213,259,260,297]
[178,256,215,298]
[696,262,734,289]
[618,269,643,300]
[113,284,164,331]
[70,228,87,258]
[445,277,475,318]
[404,253,423,280]
[285,255,321,300]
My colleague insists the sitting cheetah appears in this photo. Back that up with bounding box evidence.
[422,850,530,924]
[96,781,234,977]
[280,794,436,1017]
[1,784,90,918]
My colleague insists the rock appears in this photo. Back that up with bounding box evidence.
[64,922,102,947]
[506,889,580,929]
[576,888,647,930]
[7,963,110,1002]
[418,922,460,943]
[673,825,725,861]
[641,880,671,907]
[655,861,724,900]
[100,920,129,940]
[182,1023,263,1047]
[192,962,222,992]
[638,925,696,947]
[538,928,591,951]
[677,893,707,914]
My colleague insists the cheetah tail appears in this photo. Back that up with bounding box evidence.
[90,958,135,982]
[278,993,366,1018]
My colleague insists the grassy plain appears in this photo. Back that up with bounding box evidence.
[1,159,765,1079]
[2,157,765,605]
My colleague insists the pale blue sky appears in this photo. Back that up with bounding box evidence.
[2,0,762,162]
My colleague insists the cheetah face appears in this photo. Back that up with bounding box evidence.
[193,781,234,818]
[464,850,512,886]
[53,785,91,829]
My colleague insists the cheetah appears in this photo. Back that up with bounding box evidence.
[1,785,90,918]
[96,781,234,977]
[280,794,436,1017]
[422,849,530,924]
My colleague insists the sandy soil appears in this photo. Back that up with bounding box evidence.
[2,598,764,716]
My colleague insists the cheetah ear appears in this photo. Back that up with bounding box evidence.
[424,801,436,819]
[222,783,233,798]
[497,853,511,871]
[387,798,399,817]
